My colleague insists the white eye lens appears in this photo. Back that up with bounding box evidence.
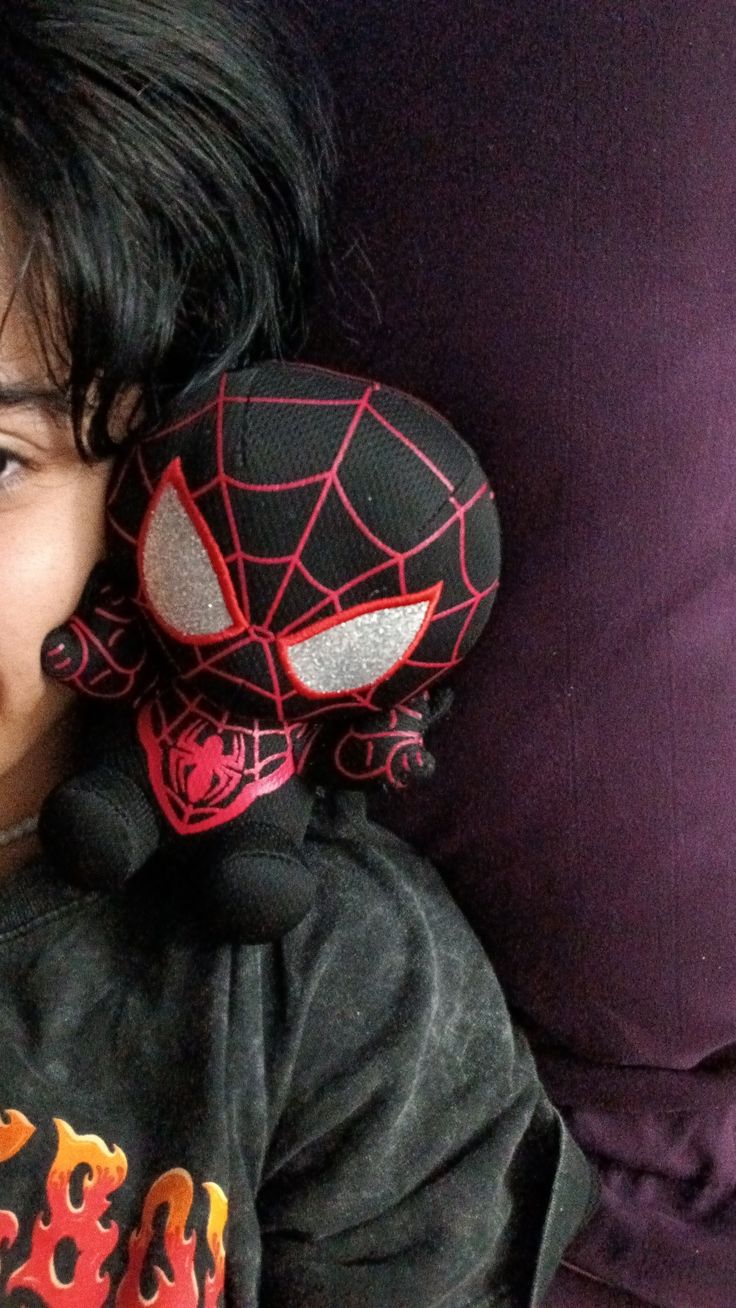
[283,598,433,695]
[141,478,239,639]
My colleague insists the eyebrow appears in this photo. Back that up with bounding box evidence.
[0,383,70,416]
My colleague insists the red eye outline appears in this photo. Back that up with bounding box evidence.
[138,457,249,645]
[278,582,443,700]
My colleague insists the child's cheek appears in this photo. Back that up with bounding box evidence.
[0,461,110,716]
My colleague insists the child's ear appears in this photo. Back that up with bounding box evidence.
[108,387,144,444]
[83,384,143,452]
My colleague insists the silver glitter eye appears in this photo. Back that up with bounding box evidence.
[141,480,235,637]
[283,599,432,695]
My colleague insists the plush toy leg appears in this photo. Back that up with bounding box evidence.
[39,768,161,892]
[185,777,319,945]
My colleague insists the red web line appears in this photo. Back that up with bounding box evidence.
[180,627,268,681]
[135,445,154,497]
[399,666,453,701]
[167,685,288,734]
[226,395,361,408]
[263,384,377,629]
[430,583,499,624]
[223,550,313,566]
[221,551,388,608]
[222,472,326,493]
[400,703,423,722]
[276,557,403,637]
[351,729,423,743]
[145,399,220,443]
[215,374,250,624]
[173,469,285,502]
[107,457,127,509]
[71,624,142,682]
[185,475,220,498]
[107,522,137,548]
[401,504,463,564]
[453,599,483,661]
[293,559,337,597]
[178,650,281,704]
[95,607,133,625]
[332,475,398,557]
[459,603,488,659]
[296,688,376,721]
[395,483,490,574]
[261,640,287,719]
[406,662,455,672]
[165,691,206,737]
[454,485,491,596]
[366,403,454,491]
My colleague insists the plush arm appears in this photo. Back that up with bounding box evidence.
[330,687,454,789]
[40,561,158,702]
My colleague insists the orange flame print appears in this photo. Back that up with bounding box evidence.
[202,1182,228,1308]
[0,1107,229,1307]
[6,1116,127,1307]
[0,1109,36,1253]
[0,1107,36,1164]
[115,1168,198,1308]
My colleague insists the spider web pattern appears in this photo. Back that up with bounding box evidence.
[108,363,500,730]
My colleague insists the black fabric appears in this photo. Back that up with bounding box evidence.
[104,361,502,722]
[0,793,594,1306]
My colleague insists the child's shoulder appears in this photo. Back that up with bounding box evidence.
[268,789,535,1096]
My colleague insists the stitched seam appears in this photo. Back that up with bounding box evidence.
[0,894,104,945]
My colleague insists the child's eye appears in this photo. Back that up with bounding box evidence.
[0,447,31,495]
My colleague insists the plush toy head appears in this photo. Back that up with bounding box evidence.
[107,361,501,726]
[39,361,501,940]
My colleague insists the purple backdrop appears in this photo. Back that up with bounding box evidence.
[306,4,736,1304]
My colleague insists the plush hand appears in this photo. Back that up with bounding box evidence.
[41,562,157,703]
[331,688,454,789]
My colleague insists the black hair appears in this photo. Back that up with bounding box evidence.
[0,0,335,456]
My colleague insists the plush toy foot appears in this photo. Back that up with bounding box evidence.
[195,825,319,945]
[39,768,161,892]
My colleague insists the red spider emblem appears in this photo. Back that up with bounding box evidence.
[137,691,312,834]
[169,723,248,806]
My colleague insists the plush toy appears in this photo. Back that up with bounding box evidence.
[39,362,501,942]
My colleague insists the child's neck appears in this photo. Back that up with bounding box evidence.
[0,707,80,883]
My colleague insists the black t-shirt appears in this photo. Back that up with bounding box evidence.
[0,792,595,1307]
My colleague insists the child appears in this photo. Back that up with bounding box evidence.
[0,3,595,1304]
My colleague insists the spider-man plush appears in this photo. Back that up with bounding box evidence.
[39,362,501,943]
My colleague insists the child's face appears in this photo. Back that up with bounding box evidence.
[0,245,112,794]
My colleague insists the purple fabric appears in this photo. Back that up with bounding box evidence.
[543,1267,655,1308]
[308,3,736,1304]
